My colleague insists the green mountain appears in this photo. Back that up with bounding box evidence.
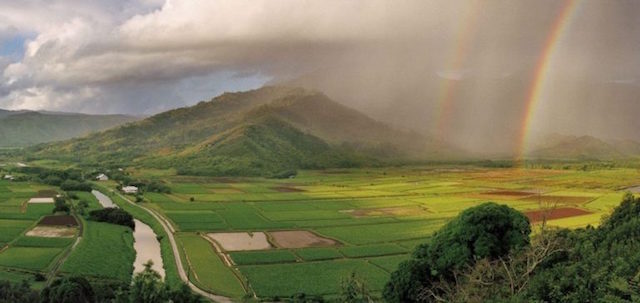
[32,86,457,176]
[527,134,640,160]
[0,110,138,147]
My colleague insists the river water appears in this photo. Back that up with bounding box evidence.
[91,190,165,278]
[133,219,165,279]
[91,190,117,208]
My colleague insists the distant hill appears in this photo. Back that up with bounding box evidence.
[527,134,640,160]
[32,86,459,176]
[0,110,138,147]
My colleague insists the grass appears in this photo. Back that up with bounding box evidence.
[0,247,64,271]
[230,250,298,265]
[112,165,640,298]
[13,236,74,248]
[239,259,390,297]
[164,211,227,231]
[61,220,135,282]
[294,248,343,261]
[369,254,410,272]
[0,270,45,289]
[177,233,246,298]
[0,219,34,243]
[316,220,445,245]
[338,243,408,258]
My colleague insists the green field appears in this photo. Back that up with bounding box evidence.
[176,233,246,297]
[129,166,640,299]
[0,180,76,280]
[61,220,135,282]
[1,166,638,300]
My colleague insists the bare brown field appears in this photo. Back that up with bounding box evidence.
[26,226,77,238]
[525,207,592,223]
[272,186,306,193]
[38,215,78,226]
[270,230,338,248]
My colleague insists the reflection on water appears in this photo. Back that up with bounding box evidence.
[133,219,165,279]
[92,190,117,208]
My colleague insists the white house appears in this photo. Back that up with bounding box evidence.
[96,173,109,181]
[122,186,138,194]
[3,175,14,181]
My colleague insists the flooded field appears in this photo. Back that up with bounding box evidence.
[207,232,272,251]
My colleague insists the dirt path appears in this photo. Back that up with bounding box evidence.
[110,190,234,303]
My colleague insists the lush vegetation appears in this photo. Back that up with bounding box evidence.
[2,160,640,301]
[384,203,531,302]
[0,110,136,148]
[88,208,135,230]
[384,194,640,303]
[2,262,202,303]
[176,233,246,298]
[61,221,135,281]
[30,86,450,177]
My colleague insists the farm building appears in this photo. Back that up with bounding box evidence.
[3,175,14,180]
[122,186,138,194]
[96,173,109,181]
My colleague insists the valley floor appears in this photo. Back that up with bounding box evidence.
[125,165,640,299]
[1,165,639,300]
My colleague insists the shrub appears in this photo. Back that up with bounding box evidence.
[53,197,70,214]
[88,208,135,230]
[384,203,531,303]
[60,180,92,192]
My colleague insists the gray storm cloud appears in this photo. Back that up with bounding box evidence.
[1,0,639,154]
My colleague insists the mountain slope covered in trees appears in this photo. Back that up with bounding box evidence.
[32,86,458,176]
[528,134,640,160]
[0,110,138,147]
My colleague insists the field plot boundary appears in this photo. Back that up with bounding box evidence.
[101,187,237,303]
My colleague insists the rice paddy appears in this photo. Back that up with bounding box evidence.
[132,166,640,299]
[1,165,639,299]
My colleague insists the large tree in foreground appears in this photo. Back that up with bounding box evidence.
[384,202,531,303]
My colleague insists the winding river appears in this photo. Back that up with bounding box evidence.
[91,190,165,278]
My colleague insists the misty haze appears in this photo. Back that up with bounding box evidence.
[1,1,639,303]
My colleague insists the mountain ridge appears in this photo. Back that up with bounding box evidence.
[0,109,139,148]
[31,86,460,176]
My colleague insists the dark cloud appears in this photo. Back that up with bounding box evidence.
[1,0,640,154]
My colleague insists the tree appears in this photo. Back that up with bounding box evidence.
[128,261,168,303]
[40,277,95,303]
[340,272,373,303]
[52,197,70,214]
[88,208,135,230]
[384,202,531,303]
[0,280,39,303]
[168,283,202,303]
[76,200,89,216]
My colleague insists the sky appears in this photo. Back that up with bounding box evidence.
[1,0,640,153]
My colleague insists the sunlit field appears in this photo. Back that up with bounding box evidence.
[120,165,640,299]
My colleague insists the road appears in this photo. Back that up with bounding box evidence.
[106,189,234,303]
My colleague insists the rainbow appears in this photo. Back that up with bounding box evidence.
[434,0,482,139]
[516,0,582,161]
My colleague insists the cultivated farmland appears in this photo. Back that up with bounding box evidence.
[124,166,640,299]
